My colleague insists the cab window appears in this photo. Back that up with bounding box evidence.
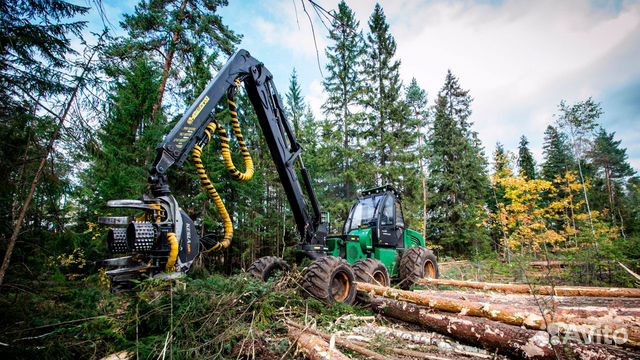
[395,202,404,228]
[380,196,394,226]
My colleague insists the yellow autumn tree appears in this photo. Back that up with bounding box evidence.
[490,171,619,258]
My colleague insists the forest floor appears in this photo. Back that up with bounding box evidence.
[0,258,638,360]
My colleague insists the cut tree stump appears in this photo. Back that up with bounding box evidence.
[417,278,640,298]
[287,327,350,360]
[356,282,640,344]
[368,297,639,360]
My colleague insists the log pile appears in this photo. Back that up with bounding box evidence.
[417,278,640,298]
[355,279,640,360]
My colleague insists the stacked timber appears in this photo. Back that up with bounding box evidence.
[356,281,640,360]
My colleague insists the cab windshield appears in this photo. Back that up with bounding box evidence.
[344,195,383,233]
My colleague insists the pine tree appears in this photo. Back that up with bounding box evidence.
[362,3,417,185]
[285,69,305,137]
[517,135,537,179]
[588,128,635,229]
[426,70,489,255]
[541,125,574,180]
[321,0,365,201]
[112,0,241,120]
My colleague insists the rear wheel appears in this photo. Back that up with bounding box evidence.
[399,247,439,289]
[302,256,356,304]
[248,256,290,281]
[352,258,390,286]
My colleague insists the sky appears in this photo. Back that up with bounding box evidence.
[93,0,640,172]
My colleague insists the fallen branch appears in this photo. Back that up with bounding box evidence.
[417,277,640,298]
[287,321,386,360]
[286,326,350,360]
[356,282,639,344]
[368,297,638,360]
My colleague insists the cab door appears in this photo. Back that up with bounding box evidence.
[377,194,403,247]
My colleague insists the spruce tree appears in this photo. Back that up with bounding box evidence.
[112,0,241,120]
[426,70,489,255]
[321,0,365,201]
[285,69,305,137]
[517,135,537,179]
[78,58,164,217]
[405,78,429,237]
[541,125,574,180]
[362,3,417,185]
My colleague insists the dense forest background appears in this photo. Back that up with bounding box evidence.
[1,0,639,288]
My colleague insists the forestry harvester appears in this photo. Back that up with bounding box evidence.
[99,49,438,303]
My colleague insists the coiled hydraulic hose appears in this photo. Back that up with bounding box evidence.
[166,232,179,271]
[191,80,253,254]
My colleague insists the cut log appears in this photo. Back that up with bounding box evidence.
[417,278,640,298]
[413,289,640,309]
[287,321,386,360]
[387,347,461,360]
[287,327,350,360]
[529,261,581,268]
[356,282,639,344]
[369,297,639,360]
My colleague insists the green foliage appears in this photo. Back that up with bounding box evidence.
[0,271,371,360]
[362,4,418,187]
[426,70,490,255]
[77,57,165,225]
[541,125,574,181]
[319,0,366,218]
[517,135,537,179]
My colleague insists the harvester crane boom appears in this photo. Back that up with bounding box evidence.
[148,49,326,250]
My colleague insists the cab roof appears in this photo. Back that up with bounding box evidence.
[361,184,401,199]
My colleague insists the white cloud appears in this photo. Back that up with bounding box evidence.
[224,0,640,171]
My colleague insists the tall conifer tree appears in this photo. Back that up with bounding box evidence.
[426,71,489,255]
[541,125,574,180]
[285,69,305,137]
[362,3,416,185]
[113,0,240,120]
[321,0,364,200]
[517,135,537,179]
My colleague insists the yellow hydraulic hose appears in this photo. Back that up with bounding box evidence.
[190,80,254,254]
[166,232,178,271]
[218,80,254,182]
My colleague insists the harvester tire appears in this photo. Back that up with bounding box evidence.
[248,256,290,281]
[398,247,439,290]
[352,258,390,287]
[302,256,356,304]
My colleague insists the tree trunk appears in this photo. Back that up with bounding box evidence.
[287,327,350,360]
[356,282,640,343]
[417,278,640,298]
[414,289,640,309]
[368,297,638,360]
[151,0,188,122]
[0,39,101,287]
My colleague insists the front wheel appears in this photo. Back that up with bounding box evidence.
[398,247,439,290]
[352,258,390,287]
[301,256,356,304]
